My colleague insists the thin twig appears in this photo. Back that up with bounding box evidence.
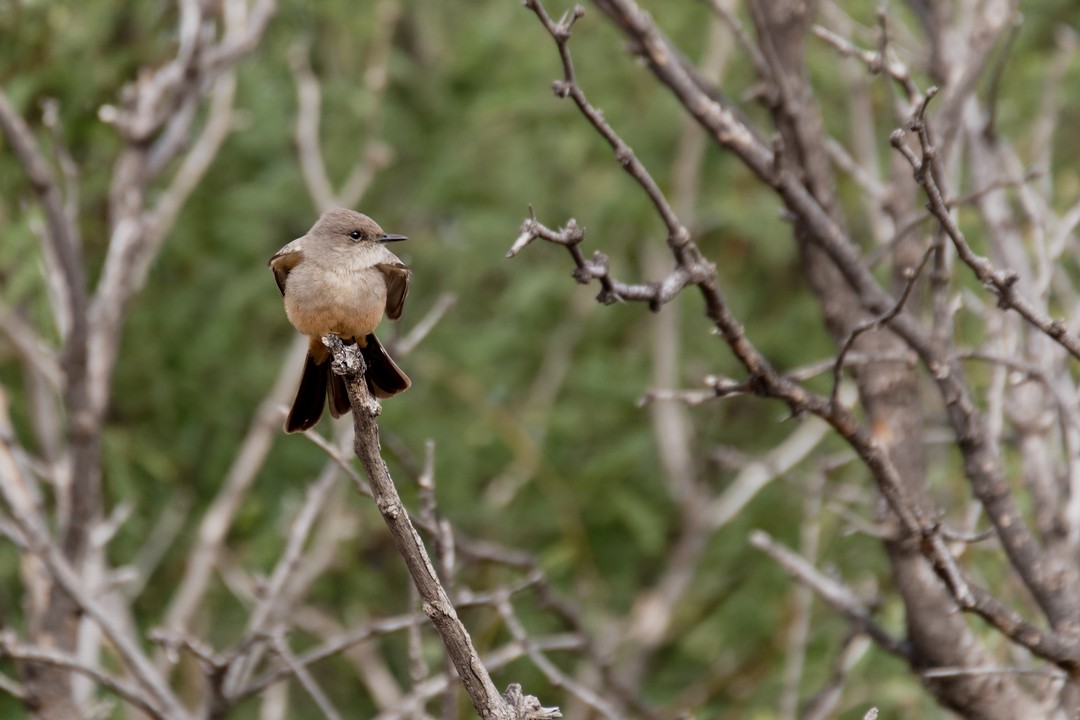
[891,89,1080,362]
[702,0,769,80]
[496,594,620,719]
[811,23,918,102]
[0,632,164,719]
[267,631,343,720]
[750,531,909,659]
[830,242,935,409]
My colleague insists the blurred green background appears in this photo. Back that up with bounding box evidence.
[2,0,1079,718]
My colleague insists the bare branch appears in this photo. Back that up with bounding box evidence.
[891,91,1080,362]
[780,470,826,720]
[830,242,935,409]
[289,1,400,212]
[0,89,87,343]
[583,0,1080,666]
[160,336,308,659]
[750,531,910,660]
[522,2,692,256]
[702,0,769,80]
[0,503,188,718]
[371,637,581,720]
[326,335,560,720]
[495,595,619,719]
[222,454,344,697]
[238,614,417,701]
[267,631,342,720]
[811,22,918,103]
[394,293,458,356]
[0,632,165,719]
[706,416,833,530]
[0,303,61,390]
[799,633,871,720]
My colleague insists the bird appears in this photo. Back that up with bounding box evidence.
[269,207,411,433]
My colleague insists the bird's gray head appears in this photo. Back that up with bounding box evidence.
[309,207,407,245]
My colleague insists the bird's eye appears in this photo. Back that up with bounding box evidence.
[348,230,362,240]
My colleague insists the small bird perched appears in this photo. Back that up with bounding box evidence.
[269,208,411,433]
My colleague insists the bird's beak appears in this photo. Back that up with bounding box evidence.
[377,233,408,243]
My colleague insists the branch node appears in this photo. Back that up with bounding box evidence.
[564,218,584,243]
[325,334,381,417]
[669,226,691,249]
[770,134,785,182]
[502,683,562,719]
[595,286,622,305]
[324,334,365,378]
[556,5,585,37]
[647,287,662,313]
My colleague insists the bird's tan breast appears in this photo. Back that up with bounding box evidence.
[283,256,388,340]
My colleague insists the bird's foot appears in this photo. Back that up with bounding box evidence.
[323,333,380,417]
[323,333,366,378]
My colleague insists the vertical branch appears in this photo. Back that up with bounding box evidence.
[325,336,560,720]
[0,4,276,714]
[221,457,345,698]
[0,93,87,346]
[0,68,95,720]
[416,439,459,720]
[159,336,308,665]
[289,0,400,212]
[779,470,825,720]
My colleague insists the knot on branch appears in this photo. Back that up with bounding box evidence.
[324,333,381,418]
[509,219,539,258]
[770,134,786,182]
[669,226,691,249]
[746,372,770,398]
[551,5,586,42]
[990,269,1020,308]
[996,270,1020,289]
[561,5,587,29]
[647,283,663,312]
[323,334,365,378]
[705,375,752,399]
[562,218,584,244]
[572,251,609,285]
[686,260,717,285]
[502,683,562,719]
[595,287,621,304]
[507,211,585,258]
[551,80,572,98]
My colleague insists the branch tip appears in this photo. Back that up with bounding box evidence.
[502,683,562,719]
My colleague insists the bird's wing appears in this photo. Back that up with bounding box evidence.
[268,238,305,296]
[377,262,411,320]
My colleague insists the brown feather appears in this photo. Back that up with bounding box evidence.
[359,333,411,397]
[284,350,328,433]
[377,262,410,320]
[269,250,304,297]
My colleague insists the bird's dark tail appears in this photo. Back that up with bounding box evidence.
[327,371,351,419]
[286,335,409,432]
[359,333,411,398]
[284,350,329,433]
